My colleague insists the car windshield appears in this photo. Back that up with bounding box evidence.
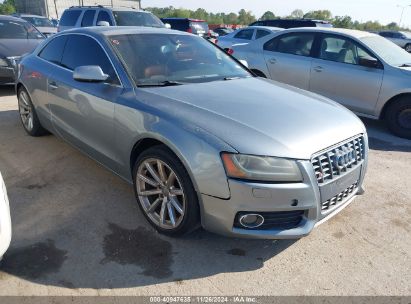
[190,21,209,34]
[109,33,251,86]
[401,31,411,39]
[113,11,164,28]
[361,35,411,66]
[0,20,44,39]
[22,16,54,27]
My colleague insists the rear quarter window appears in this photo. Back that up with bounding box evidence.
[38,35,68,64]
[60,10,81,26]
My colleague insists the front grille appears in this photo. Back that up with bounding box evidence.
[311,135,365,184]
[234,210,304,230]
[321,181,358,212]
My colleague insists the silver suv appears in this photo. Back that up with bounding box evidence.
[58,5,165,32]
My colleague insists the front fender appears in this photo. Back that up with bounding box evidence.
[114,103,236,199]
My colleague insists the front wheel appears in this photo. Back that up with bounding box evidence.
[17,87,48,137]
[133,146,200,236]
[405,44,411,53]
[385,97,411,139]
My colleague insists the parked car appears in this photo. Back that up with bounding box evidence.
[212,27,234,36]
[16,27,368,239]
[58,6,165,32]
[0,15,44,85]
[161,18,210,37]
[217,26,282,50]
[13,14,57,37]
[230,27,411,139]
[0,172,11,261]
[250,19,333,29]
[379,31,411,52]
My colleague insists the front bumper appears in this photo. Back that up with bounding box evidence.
[0,66,16,85]
[200,138,368,239]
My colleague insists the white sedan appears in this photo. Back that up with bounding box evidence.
[0,172,11,260]
[216,26,282,50]
[230,27,411,139]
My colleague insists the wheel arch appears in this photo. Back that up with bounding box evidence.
[380,93,411,119]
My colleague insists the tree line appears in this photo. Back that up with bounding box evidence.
[147,6,407,31]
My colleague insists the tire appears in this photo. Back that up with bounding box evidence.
[132,146,200,236]
[17,87,48,137]
[405,44,411,53]
[384,97,411,139]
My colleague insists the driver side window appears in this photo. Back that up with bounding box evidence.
[61,35,120,85]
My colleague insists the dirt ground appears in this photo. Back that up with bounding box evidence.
[0,85,410,296]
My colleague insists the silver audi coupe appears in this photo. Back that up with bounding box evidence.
[16,27,368,238]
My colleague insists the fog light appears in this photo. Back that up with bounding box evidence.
[239,214,264,229]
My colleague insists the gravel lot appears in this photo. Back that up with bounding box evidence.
[0,85,410,296]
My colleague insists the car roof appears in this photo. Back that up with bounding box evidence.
[161,18,207,22]
[66,6,145,12]
[16,14,47,18]
[243,26,284,32]
[0,15,28,22]
[281,27,378,39]
[57,26,190,37]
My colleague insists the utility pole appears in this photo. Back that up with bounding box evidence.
[398,4,411,27]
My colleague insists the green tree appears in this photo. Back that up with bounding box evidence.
[333,16,353,28]
[260,11,275,21]
[303,10,332,21]
[0,0,16,14]
[238,9,256,25]
[290,9,304,19]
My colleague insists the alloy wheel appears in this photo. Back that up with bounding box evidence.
[136,158,185,229]
[18,91,34,132]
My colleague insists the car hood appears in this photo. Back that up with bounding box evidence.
[36,27,57,34]
[140,78,366,159]
[0,39,43,58]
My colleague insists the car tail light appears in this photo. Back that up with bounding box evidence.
[215,39,218,44]
[227,48,234,55]
[187,28,192,33]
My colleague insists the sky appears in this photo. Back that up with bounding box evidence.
[143,0,411,28]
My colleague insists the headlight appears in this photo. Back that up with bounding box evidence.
[0,58,8,67]
[221,153,303,182]
[7,56,21,68]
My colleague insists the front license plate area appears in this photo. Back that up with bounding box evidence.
[319,165,361,203]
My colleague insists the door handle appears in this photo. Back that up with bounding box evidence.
[269,58,277,64]
[313,66,323,72]
[49,81,58,90]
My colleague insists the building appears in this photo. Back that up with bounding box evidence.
[15,0,141,19]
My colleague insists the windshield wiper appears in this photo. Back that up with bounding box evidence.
[398,63,411,67]
[223,76,243,81]
[137,80,185,87]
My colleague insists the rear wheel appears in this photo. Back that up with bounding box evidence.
[385,97,411,139]
[18,87,47,137]
[133,146,200,236]
[405,44,411,52]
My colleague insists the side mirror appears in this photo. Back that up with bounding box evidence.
[359,56,380,68]
[165,23,171,29]
[73,66,109,82]
[239,59,249,68]
[97,21,110,27]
